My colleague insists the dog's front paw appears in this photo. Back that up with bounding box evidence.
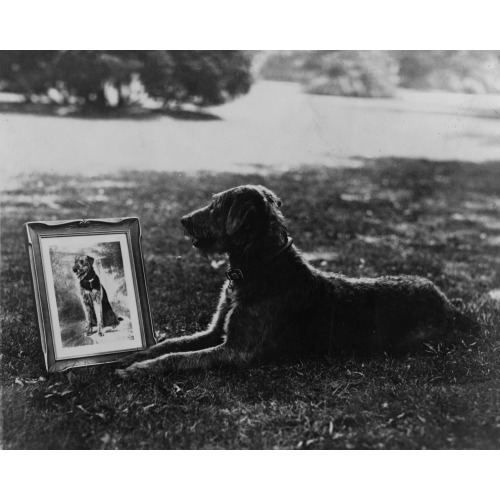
[115,357,133,370]
[117,351,149,368]
[114,368,133,380]
[115,365,148,380]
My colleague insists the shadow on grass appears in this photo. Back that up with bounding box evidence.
[0,101,222,121]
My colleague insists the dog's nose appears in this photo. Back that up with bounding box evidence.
[72,266,77,272]
[180,216,188,228]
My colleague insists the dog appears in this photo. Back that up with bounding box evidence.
[116,185,474,378]
[72,255,122,336]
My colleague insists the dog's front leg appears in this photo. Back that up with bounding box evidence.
[92,290,104,336]
[82,294,94,336]
[116,329,225,368]
[117,285,231,367]
[115,344,250,379]
[116,296,271,378]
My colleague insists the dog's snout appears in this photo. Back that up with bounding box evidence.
[181,216,189,228]
[72,265,78,272]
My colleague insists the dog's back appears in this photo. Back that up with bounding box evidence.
[238,247,471,356]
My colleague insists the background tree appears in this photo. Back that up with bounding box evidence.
[0,50,58,100]
[0,50,253,109]
[393,50,500,94]
[302,50,399,98]
[140,50,252,107]
[259,50,500,97]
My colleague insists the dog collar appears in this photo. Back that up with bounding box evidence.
[81,276,95,286]
[225,237,293,284]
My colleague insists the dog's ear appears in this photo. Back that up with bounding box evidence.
[265,192,282,207]
[226,200,257,235]
[258,186,282,208]
[86,256,94,266]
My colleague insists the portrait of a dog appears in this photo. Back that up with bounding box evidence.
[47,239,137,350]
[116,184,476,378]
[72,254,122,337]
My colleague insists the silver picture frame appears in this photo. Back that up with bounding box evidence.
[24,217,156,371]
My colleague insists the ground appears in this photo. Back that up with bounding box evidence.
[2,82,500,182]
[61,318,134,348]
[1,158,500,449]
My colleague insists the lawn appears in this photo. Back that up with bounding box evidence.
[1,158,500,449]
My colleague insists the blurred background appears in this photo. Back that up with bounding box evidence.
[1,50,500,183]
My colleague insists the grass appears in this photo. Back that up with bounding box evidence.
[1,158,500,449]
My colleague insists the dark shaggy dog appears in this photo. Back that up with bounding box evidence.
[72,255,121,336]
[116,185,473,378]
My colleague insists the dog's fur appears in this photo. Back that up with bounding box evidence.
[116,185,473,378]
[72,255,121,336]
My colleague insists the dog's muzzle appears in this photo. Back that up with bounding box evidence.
[181,214,213,248]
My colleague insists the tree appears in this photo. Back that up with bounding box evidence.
[52,51,142,108]
[0,50,253,109]
[302,51,399,98]
[140,50,252,107]
[258,50,399,98]
[0,50,58,99]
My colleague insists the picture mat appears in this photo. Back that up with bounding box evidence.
[41,232,143,359]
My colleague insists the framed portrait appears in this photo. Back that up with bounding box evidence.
[25,217,156,371]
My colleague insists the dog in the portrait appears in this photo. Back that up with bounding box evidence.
[72,255,122,336]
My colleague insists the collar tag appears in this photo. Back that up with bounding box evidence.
[225,268,244,282]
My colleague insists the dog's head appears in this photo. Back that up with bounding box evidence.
[181,185,286,258]
[72,255,95,280]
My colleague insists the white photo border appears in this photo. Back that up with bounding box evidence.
[40,232,144,359]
